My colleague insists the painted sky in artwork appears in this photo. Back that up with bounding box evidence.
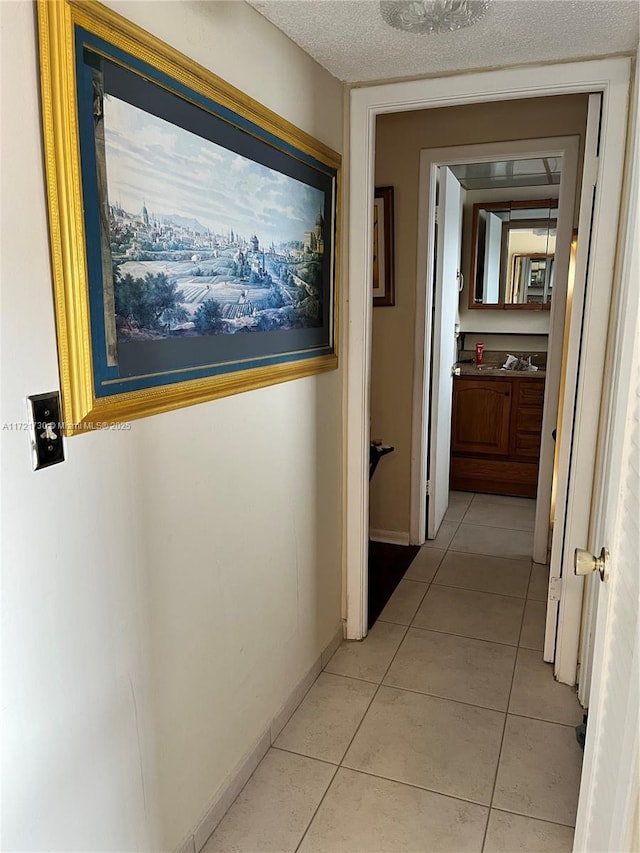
[102,95,324,244]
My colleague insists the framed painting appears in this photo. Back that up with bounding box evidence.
[372,186,395,307]
[37,0,340,435]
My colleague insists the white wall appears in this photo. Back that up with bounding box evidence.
[0,2,344,851]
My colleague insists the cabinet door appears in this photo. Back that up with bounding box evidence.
[452,378,513,456]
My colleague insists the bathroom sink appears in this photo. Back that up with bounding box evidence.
[502,354,540,372]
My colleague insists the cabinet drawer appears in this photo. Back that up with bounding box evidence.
[518,380,545,407]
[515,432,542,457]
[450,456,539,497]
[516,408,543,432]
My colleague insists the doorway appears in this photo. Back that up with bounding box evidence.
[346,59,630,699]
[409,138,579,563]
[368,135,579,649]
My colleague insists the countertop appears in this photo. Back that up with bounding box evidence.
[455,363,546,379]
[455,350,546,379]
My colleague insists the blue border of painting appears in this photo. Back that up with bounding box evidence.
[74,26,337,399]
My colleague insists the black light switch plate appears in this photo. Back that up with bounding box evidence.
[27,392,65,470]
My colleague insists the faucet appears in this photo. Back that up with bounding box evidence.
[502,353,538,371]
[510,355,530,371]
[515,354,538,371]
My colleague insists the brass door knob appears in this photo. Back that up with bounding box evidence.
[574,547,609,581]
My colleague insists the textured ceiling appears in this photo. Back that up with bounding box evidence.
[247,0,639,84]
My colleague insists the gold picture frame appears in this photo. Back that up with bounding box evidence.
[38,0,340,435]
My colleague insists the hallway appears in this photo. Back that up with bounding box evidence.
[204,492,584,852]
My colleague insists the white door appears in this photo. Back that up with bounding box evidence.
[575,328,639,851]
[427,167,462,538]
[573,85,639,851]
[543,97,602,668]
[542,84,628,689]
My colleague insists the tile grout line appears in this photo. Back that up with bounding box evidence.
[271,745,339,769]
[371,680,512,714]
[463,525,536,533]
[425,504,467,552]
[296,494,541,852]
[466,493,537,510]
[379,541,445,619]
[362,647,575,723]
[294,576,427,853]
[393,500,553,849]
[455,515,536,533]
[377,618,523,648]
[525,557,535,599]
[202,638,341,849]
[377,531,441,622]
[344,497,552,850]
[445,546,534,562]
[293,622,412,853]
[331,764,493,811]
[291,761,340,853]
[202,654,331,851]
[502,710,584,730]
[320,669,382,687]
[381,524,522,718]
[204,498,551,852]
[490,804,577,830]
[337,496,529,849]
[445,547,532,562]
[379,578,431,614]
[378,578,432,632]
[480,559,533,852]
[325,651,577,728]
[428,580,531,601]
[519,558,540,648]
[406,554,447,583]
[293,769,572,852]
[333,607,421,769]
[449,507,467,539]
[418,503,515,849]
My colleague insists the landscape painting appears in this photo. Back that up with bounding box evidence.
[38,0,339,432]
[101,95,327,345]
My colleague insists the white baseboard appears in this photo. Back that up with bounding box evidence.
[174,833,196,853]
[177,622,345,853]
[193,728,271,852]
[270,657,322,743]
[321,622,344,668]
[369,528,411,545]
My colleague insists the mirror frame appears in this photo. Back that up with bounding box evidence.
[469,198,557,310]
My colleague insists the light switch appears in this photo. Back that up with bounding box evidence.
[27,392,65,470]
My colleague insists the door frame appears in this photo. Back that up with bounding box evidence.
[410,137,579,548]
[346,57,630,642]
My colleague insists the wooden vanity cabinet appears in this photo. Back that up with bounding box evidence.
[450,375,545,497]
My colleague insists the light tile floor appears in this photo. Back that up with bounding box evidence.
[204,492,583,853]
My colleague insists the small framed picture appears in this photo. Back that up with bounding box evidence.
[373,186,395,307]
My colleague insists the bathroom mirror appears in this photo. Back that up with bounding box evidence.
[470,199,557,309]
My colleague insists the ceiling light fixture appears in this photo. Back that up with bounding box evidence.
[380,0,491,34]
